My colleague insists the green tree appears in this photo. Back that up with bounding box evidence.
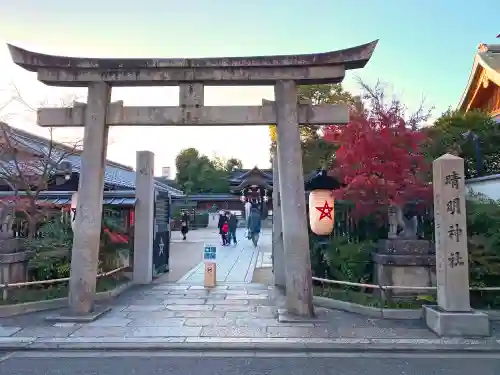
[225,157,243,172]
[424,110,500,178]
[175,148,242,193]
[269,84,357,175]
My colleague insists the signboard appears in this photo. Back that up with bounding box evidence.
[203,244,217,262]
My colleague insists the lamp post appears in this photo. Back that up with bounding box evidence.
[461,131,484,177]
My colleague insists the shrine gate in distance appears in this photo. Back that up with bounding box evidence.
[7,40,378,318]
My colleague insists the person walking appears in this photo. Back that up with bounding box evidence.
[247,206,262,247]
[217,211,229,246]
[180,211,189,240]
[228,212,238,245]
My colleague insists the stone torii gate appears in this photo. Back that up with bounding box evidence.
[7,41,377,318]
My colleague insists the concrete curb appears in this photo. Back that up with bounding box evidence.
[1,337,500,352]
[313,296,500,321]
[0,281,133,318]
[313,296,422,320]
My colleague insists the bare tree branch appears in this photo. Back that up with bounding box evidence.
[0,84,83,238]
[355,77,434,130]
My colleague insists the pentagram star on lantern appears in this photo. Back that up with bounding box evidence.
[316,201,333,221]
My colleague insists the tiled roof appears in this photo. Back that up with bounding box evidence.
[0,125,184,197]
[228,167,273,183]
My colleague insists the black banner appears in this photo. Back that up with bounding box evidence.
[152,192,171,276]
[153,230,169,275]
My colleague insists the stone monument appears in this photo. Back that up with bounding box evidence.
[424,154,490,337]
[373,203,435,298]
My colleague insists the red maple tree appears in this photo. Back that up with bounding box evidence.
[323,81,432,216]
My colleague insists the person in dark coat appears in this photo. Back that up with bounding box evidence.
[227,212,238,245]
[180,212,189,240]
[247,207,262,247]
[217,211,229,245]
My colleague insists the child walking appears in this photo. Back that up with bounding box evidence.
[221,221,229,246]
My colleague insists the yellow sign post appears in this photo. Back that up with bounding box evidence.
[203,244,217,288]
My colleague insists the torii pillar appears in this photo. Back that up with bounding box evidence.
[275,80,313,316]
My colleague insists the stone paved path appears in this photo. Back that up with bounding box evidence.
[0,282,443,342]
[177,228,270,284]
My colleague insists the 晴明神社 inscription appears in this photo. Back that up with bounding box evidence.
[432,154,470,312]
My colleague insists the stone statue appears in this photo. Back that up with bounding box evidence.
[388,204,418,240]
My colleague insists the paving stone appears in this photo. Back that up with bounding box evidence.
[168,291,210,297]
[162,298,207,305]
[125,311,177,319]
[128,318,186,327]
[123,305,167,312]
[131,326,202,337]
[87,318,132,327]
[152,285,189,290]
[255,306,278,315]
[0,326,21,337]
[266,326,334,338]
[201,326,268,338]
[213,305,251,312]
[13,327,77,338]
[126,298,167,305]
[225,311,276,320]
[166,304,214,311]
[189,285,228,291]
[210,290,248,295]
[235,318,299,328]
[53,323,78,328]
[204,296,228,303]
[70,327,134,337]
[212,299,249,305]
[107,305,129,312]
[183,318,236,327]
[226,294,268,300]
[140,290,170,296]
[174,311,226,318]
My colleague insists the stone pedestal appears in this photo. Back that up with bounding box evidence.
[425,153,490,337]
[424,305,489,337]
[373,239,435,297]
[133,151,155,285]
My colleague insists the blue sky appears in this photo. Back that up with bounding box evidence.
[0,0,498,174]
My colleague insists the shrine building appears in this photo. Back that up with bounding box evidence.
[458,42,500,121]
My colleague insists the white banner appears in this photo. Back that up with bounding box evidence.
[70,192,78,231]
